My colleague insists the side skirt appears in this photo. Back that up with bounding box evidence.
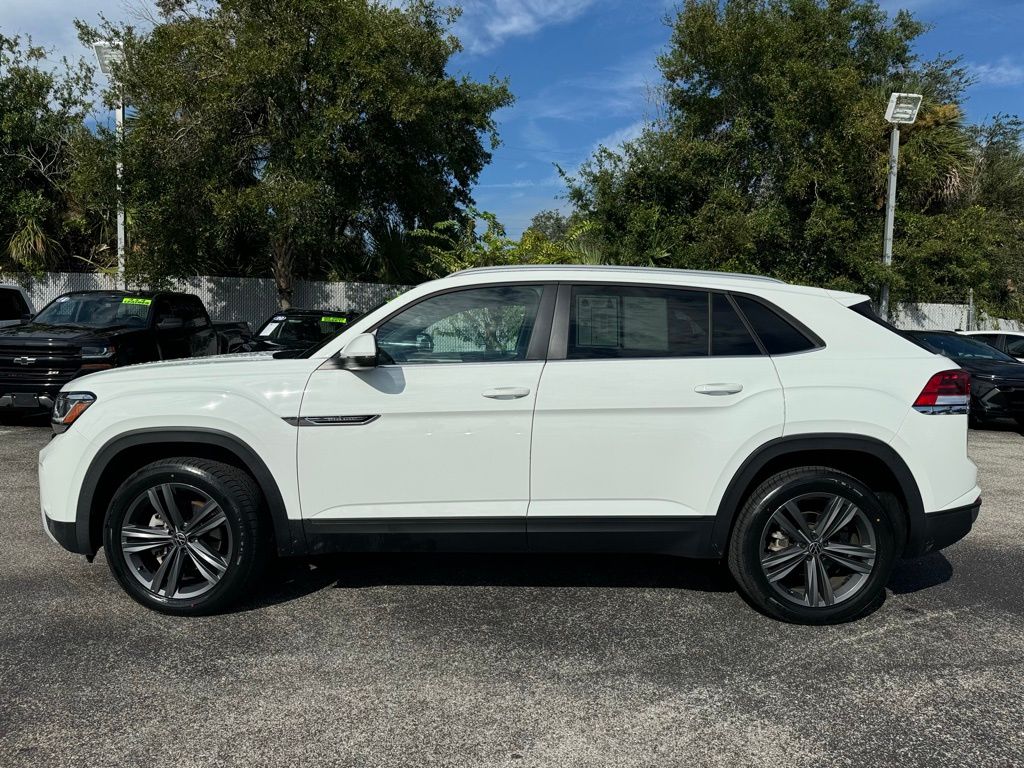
[303,516,718,557]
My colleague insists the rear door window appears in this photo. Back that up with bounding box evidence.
[567,285,708,359]
[733,295,818,355]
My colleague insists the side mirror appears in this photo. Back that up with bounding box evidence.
[338,332,378,370]
[157,317,185,330]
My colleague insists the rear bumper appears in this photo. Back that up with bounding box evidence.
[904,498,980,558]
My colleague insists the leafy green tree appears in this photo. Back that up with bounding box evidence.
[0,33,112,274]
[80,0,512,305]
[565,0,1024,317]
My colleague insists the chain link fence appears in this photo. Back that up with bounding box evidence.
[1,272,408,329]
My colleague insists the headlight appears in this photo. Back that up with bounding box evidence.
[80,345,115,359]
[51,392,96,434]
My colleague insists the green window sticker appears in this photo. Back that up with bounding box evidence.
[122,297,153,306]
[321,316,347,323]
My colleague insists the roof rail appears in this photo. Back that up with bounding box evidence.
[449,264,786,284]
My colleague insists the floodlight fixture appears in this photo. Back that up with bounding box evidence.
[92,41,124,77]
[884,92,923,125]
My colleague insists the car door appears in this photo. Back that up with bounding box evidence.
[152,297,190,360]
[180,295,218,356]
[528,283,785,553]
[297,282,555,550]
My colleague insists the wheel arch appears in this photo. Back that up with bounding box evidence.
[712,434,925,558]
[76,428,305,557]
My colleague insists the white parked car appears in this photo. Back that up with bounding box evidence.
[0,284,33,328]
[958,330,1024,362]
[39,266,981,623]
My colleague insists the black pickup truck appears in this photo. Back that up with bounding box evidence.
[0,290,252,414]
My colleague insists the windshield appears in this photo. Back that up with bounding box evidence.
[912,332,1018,363]
[33,294,152,328]
[258,314,351,346]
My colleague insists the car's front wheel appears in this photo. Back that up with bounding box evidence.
[103,457,268,615]
[728,467,897,624]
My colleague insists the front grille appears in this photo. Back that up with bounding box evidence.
[0,344,81,391]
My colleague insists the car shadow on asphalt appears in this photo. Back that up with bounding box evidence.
[887,552,953,594]
[241,552,737,612]
[240,550,954,615]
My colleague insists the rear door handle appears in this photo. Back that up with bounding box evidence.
[482,387,531,400]
[695,383,743,396]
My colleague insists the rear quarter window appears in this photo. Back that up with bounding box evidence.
[732,295,819,355]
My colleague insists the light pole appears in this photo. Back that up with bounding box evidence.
[92,41,126,288]
[880,92,923,319]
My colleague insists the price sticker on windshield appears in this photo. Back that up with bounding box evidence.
[321,316,348,324]
[122,298,152,306]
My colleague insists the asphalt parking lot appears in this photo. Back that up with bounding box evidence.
[2,424,1023,767]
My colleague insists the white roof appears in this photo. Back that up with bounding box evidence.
[435,264,865,303]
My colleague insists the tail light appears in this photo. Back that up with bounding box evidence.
[913,370,970,414]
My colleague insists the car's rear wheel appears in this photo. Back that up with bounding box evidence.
[728,467,897,624]
[103,457,268,615]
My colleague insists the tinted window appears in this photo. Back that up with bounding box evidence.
[712,294,761,356]
[34,294,152,327]
[910,332,1017,362]
[1006,337,1024,357]
[0,289,27,320]
[733,296,817,355]
[376,285,543,364]
[568,285,708,359]
[171,296,209,328]
[259,315,350,345]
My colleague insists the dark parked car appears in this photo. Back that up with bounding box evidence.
[0,290,247,414]
[252,308,358,351]
[907,330,1024,428]
[0,284,34,329]
[959,331,1024,362]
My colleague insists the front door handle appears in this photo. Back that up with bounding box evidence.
[482,387,531,400]
[695,383,743,396]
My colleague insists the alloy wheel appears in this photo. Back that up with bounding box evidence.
[119,483,233,600]
[759,492,877,608]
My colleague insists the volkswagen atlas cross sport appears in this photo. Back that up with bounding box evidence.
[39,266,981,623]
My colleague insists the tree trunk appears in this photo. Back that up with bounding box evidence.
[270,237,295,309]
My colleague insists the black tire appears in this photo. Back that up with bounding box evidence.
[727,467,897,624]
[103,457,268,615]
[1014,416,1024,432]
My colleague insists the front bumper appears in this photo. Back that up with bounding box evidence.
[43,514,86,553]
[0,391,58,410]
[905,498,981,557]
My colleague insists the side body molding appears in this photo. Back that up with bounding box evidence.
[76,428,305,557]
[712,434,925,556]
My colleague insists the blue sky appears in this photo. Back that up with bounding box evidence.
[4,0,1024,236]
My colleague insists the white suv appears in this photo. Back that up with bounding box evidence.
[39,266,980,623]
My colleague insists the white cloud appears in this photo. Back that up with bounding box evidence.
[591,119,646,153]
[455,0,600,54]
[970,58,1024,87]
[513,46,662,126]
